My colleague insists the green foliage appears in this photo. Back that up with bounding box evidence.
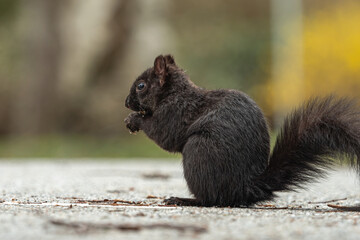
[178,28,271,91]
[0,132,280,159]
[0,134,178,158]
[252,1,360,117]
[0,0,19,23]
[171,2,271,92]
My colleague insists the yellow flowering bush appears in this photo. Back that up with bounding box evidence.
[253,1,360,118]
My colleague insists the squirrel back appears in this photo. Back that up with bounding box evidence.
[125,55,360,207]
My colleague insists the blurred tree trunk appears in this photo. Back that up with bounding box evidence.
[10,0,173,136]
[271,0,303,127]
[56,0,136,134]
[82,0,174,135]
[11,0,61,135]
[57,0,173,135]
[87,0,134,86]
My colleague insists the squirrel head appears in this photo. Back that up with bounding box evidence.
[125,54,182,116]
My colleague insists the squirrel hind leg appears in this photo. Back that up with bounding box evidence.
[163,197,202,207]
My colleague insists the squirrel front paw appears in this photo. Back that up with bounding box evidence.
[124,112,142,134]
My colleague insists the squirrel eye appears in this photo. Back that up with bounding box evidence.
[137,82,145,91]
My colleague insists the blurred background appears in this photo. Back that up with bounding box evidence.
[0,0,359,158]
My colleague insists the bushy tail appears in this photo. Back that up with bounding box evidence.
[247,96,360,205]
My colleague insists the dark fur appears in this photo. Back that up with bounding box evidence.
[125,55,360,207]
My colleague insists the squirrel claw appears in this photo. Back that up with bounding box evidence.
[163,197,179,205]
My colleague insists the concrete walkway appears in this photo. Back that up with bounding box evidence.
[0,159,359,240]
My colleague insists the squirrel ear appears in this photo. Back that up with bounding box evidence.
[154,55,166,86]
[164,55,175,65]
[154,55,166,76]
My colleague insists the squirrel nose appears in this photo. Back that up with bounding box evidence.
[125,96,130,109]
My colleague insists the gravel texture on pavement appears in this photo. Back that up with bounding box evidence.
[0,159,360,240]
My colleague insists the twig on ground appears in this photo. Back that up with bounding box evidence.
[308,198,347,204]
[327,204,360,212]
[49,219,207,234]
[142,172,170,180]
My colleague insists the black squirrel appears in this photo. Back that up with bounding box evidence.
[124,54,360,207]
